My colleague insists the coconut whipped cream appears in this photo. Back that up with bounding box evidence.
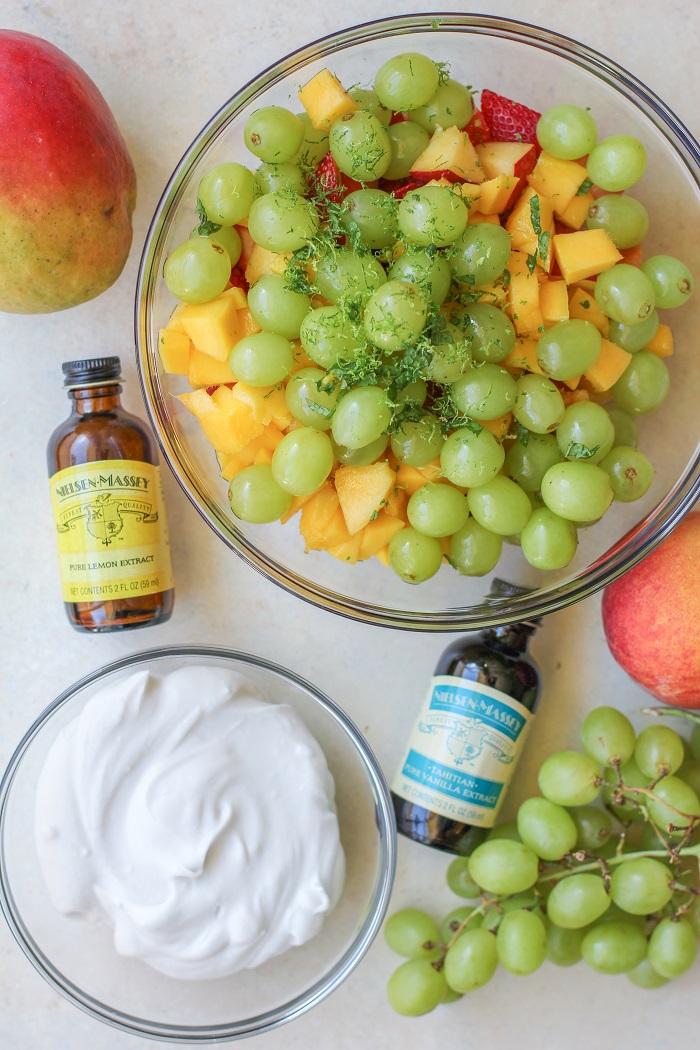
[34,664,345,981]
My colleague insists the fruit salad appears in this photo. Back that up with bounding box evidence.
[159,52,694,585]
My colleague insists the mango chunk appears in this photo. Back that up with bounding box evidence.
[327,534,364,564]
[188,347,237,388]
[411,126,484,183]
[358,511,406,560]
[556,190,594,231]
[219,423,284,481]
[539,280,569,327]
[244,245,293,286]
[165,302,187,334]
[646,322,674,357]
[178,388,259,455]
[335,461,396,536]
[527,152,588,213]
[480,412,513,439]
[501,336,546,376]
[228,382,292,430]
[553,229,622,284]
[475,141,537,181]
[568,286,610,336]
[475,174,520,214]
[298,68,361,130]
[583,338,632,392]
[180,291,241,362]
[210,384,266,449]
[237,306,262,337]
[505,251,544,336]
[299,483,340,549]
[158,327,191,375]
[505,187,555,270]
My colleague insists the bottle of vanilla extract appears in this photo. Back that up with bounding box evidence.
[47,357,175,632]
[391,580,542,855]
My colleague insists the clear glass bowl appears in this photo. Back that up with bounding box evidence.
[0,646,395,1042]
[135,14,700,631]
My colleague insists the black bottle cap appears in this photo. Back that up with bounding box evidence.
[62,357,122,388]
[487,578,542,626]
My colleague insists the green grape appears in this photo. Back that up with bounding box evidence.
[513,374,566,434]
[407,483,469,537]
[426,322,472,382]
[595,263,656,325]
[580,706,636,766]
[569,805,613,853]
[541,461,614,522]
[255,161,307,196]
[198,162,257,226]
[388,527,443,584]
[647,918,698,979]
[440,426,505,488]
[363,279,428,352]
[397,186,469,248]
[374,53,440,112]
[331,434,388,466]
[520,507,578,571]
[342,188,398,250]
[504,432,564,492]
[247,273,311,338]
[329,110,391,181]
[608,311,659,354]
[468,839,539,896]
[396,379,428,407]
[230,332,294,387]
[450,519,503,577]
[606,407,638,448]
[626,958,670,989]
[611,351,670,415]
[586,135,647,191]
[271,427,334,496]
[647,775,700,830]
[555,401,615,464]
[285,368,338,429]
[451,364,516,421]
[449,223,511,286]
[247,190,319,253]
[634,725,685,778]
[459,303,516,363]
[440,985,464,1005]
[349,86,392,126]
[487,820,521,842]
[300,304,361,367]
[586,194,649,249]
[581,920,647,974]
[163,238,231,303]
[689,893,700,936]
[384,122,431,180]
[384,909,442,959]
[244,106,304,163]
[602,757,649,824]
[443,928,499,993]
[496,909,548,976]
[678,758,700,799]
[466,475,532,537]
[190,223,242,267]
[609,858,674,915]
[411,78,474,132]
[516,796,578,861]
[536,319,602,381]
[228,464,292,523]
[293,112,329,168]
[331,385,392,449]
[547,873,611,929]
[440,906,477,943]
[641,255,695,314]
[539,750,601,806]
[536,104,597,159]
[387,958,447,1016]
[446,857,481,899]
[314,249,386,303]
[545,919,586,966]
[390,412,444,466]
[389,250,451,305]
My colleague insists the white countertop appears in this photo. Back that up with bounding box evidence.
[1,1,697,1048]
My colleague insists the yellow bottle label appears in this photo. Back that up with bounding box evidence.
[49,460,174,603]
[391,675,535,828]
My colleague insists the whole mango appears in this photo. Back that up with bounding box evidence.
[0,31,136,313]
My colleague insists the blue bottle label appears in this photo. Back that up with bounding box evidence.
[391,675,534,828]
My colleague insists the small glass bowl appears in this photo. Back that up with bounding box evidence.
[136,14,700,631]
[0,646,395,1042]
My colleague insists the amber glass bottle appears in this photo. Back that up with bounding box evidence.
[391,581,541,855]
[47,357,175,632]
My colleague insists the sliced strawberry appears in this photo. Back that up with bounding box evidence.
[480,89,541,146]
[377,176,425,199]
[463,108,490,146]
[389,111,410,124]
[312,150,344,205]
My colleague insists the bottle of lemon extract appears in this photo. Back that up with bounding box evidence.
[391,580,541,855]
[47,357,175,632]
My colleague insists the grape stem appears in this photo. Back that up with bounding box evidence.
[641,705,700,727]
[538,841,700,884]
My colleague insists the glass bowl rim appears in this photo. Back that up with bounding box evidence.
[0,644,397,1043]
[135,12,700,633]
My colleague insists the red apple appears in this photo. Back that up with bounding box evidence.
[0,31,136,313]
[601,512,700,708]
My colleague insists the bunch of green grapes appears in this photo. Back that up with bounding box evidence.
[385,707,700,1015]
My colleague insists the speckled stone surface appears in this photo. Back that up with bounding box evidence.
[0,1,698,1048]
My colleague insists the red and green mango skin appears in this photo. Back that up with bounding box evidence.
[0,30,136,313]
